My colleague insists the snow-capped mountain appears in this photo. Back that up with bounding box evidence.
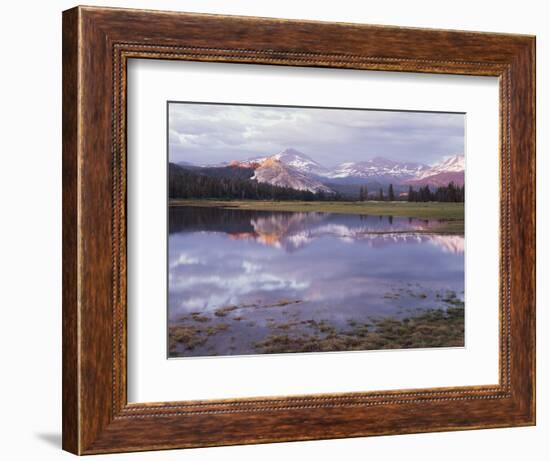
[252,158,333,194]
[326,157,430,182]
[406,154,464,186]
[184,148,464,193]
[245,148,329,176]
[417,154,464,179]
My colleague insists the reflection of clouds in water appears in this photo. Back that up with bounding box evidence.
[169,234,462,317]
[170,273,308,295]
[169,256,309,314]
[305,276,382,303]
[169,253,200,269]
[168,208,464,320]
[242,260,262,274]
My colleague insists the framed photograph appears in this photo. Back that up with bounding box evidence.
[62,6,535,455]
[166,102,466,360]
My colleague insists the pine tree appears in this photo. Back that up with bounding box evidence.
[405,182,464,203]
[408,185,414,202]
[388,184,395,201]
[364,184,368,201]
[378,187,384,201]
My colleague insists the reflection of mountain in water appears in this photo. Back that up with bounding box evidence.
[242,214,463,254]
[169,206,464,254]
[428,235,464,254]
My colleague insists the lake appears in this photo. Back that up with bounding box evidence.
[168,205,465,357]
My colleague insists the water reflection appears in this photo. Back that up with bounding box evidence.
[169,207,464,254]
[168,206,464,357]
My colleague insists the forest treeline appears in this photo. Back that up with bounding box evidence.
[358,183,464,203]
[169,163,464,203]
[406,183,464,202]
[169,163,333,201]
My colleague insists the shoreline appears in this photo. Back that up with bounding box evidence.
[169,199,465,234]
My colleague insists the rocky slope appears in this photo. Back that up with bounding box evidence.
[252,158,333,194]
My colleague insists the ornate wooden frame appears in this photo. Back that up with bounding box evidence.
[62,5,536,455]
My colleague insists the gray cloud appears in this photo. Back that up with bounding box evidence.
[168,102,464,167]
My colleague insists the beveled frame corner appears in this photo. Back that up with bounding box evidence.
[63,5,535,455]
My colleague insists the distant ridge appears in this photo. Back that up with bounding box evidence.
[175,148,464,192]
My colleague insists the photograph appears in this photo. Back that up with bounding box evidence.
[167,102,466,358]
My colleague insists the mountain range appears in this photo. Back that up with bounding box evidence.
[177,148,464,195]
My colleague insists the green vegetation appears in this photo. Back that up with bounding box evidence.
[254,306,464,354]
[170,199,464,232]
[169,163,330,201]
[407,182,464,202]
[190,312,210,322]
[169,295,465,356]
[168,323,229,353]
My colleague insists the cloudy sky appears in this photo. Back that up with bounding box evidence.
[168,102,464,167]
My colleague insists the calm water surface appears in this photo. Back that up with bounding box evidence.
[168,206,464,357]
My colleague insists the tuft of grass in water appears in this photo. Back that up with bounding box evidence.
[266,299,302,308]
[169,326,207,353]
[383,293,400,300]
[214,305,239,317]
[169,323,229,353]
[190,312,210,322]
[269,320,302,331]
[442,291,464,306]
[212,300,301,318]
[303,319,338,335]
[206,323,229,334]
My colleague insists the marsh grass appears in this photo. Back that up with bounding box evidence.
[168,323,229,353]
[253,305,464,354]
[214,305,240,317]
[169,297,464,356]
[190,312,210,322]
[213,300,302,318]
